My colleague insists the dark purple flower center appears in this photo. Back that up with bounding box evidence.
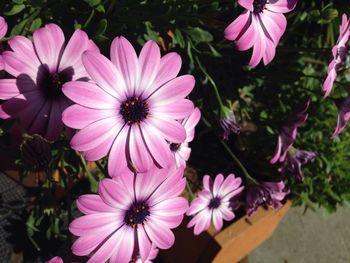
[170,143,181,152]
[253,0,267,13]
[120,97,149,125]
[38,66,74,100]
[124,201,150,228]
[208,196,221,209]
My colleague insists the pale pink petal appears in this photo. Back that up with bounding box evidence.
[212,209,224,231]
[202,175,212,192]
[138,227,152,262]
[144,218,175,249]
[219,205,235,221]
[110,36,139,95]
[33,24,65,73]
[220,175,242,197]
[150,52,182,93]
[62,104,116,129]
[138,40,160,95]
[270,135,282,164]
[213,174,224,197]
[152,99,194,120]
[151,197,189,217]
[147,75,195,106]
[77,194,116,214]
[189,209,211,235]
[83,132,116,161]
[224,11,251,41]
[141,122,171,168]
[0,16,7,39]
[108,126,131,177]
[149,116,186,143]
[69,213,122,236]
[70,116,122,151]
[266,0,298,13]
[129,125,153,173]
[71,226,117,256]
[2,51,38,79]
[249,16,267,67]
[8,36,41,69]
[82,51,127,100]
[183,107,201,142]
[98,178,131,210]
[108,226,135,263]
[238,0,254,11]
[235,15,257,51]
[186,197,207,216]
[59,29,98,72]
[62,81,119,109]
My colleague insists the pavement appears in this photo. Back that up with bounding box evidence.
[250,205,350,263]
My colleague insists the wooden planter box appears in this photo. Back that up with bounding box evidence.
[160,200,292,263]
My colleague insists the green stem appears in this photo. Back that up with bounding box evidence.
[95,160,107,179]
[186,181,196,201]
[79,154,98,192]
[220,140,258,185]
[195,56,224,108]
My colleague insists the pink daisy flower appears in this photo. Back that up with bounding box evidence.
[323,14,350,98]
[62,36,195,176]
[224,0,297,67]
[69,165,188,263]
[170,107,201,168]
[186,173,244,235]
[332,97,350,138]
[0,24,98,140]
[0,16,8,70]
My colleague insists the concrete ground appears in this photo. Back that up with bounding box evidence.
[250,205,350,263]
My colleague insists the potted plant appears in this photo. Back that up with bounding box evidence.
[0,1,350,262]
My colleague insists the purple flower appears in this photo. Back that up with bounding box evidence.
[331,97,350,138]
[323,14,350,98]
[246,181,289,216]
[186,173,244,235]
[270,98,310,164]
[0,24,98,141]
[220,107,240,140]
[282,149,316,181]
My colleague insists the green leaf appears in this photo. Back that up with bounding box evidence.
[94,19,107,36]
[29,18,42,31]
[95,4,105,13]
[84,0,101,7]
[4,4,26,16]
[10,18,28,36]
[183,27,213,45]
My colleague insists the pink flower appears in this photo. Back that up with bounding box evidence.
[0,24,98,140]
[332,97,350,138]
[69,166,188,263]
[224,0,297,67]
[323,14,350,98]
[246,181,289,216]
[62,36,195,176]
[0,16,8,70]
[186,173,244,235]
[46,256,63,263]
[270,98,310,164]
[170,107,201,168]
